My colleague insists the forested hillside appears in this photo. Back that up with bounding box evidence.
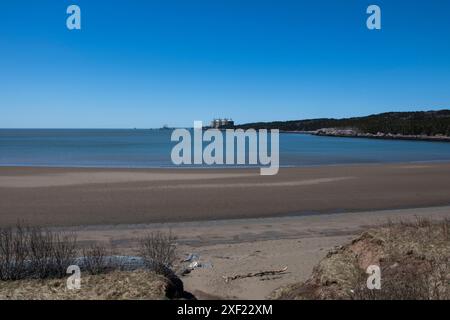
[235,110,450,136]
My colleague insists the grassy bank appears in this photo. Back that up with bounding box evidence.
[271,218,449,300]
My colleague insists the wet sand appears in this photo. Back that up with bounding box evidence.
[1,163,450,227]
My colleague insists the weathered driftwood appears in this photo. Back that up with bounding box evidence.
[223,267,288,283]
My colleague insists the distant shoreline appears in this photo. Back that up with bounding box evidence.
[282,130,450,143]
[234,109,450,142]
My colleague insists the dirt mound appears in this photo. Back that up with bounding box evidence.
[271,218,449,300]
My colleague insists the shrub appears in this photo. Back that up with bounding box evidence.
[0,224,29,280]
[81,244,110,275]
[138,231,177,275]
[0,223,77,280]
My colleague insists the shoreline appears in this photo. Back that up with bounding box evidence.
[2,158,450,170]
[282,130,450,143]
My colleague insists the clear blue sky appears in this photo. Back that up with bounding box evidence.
[1,0,450,128]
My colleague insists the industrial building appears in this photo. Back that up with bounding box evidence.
[210,118,235,129]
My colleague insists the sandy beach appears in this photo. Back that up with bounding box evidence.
[1,163,450,299]
[1,163,450,227]
[42,206,450,299]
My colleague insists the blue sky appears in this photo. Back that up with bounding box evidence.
[1,0,450,128]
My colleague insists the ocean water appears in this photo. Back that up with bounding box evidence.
[1,129,450,168]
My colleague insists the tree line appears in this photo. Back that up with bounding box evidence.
[235,110,450,136]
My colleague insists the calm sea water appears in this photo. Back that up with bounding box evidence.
[1,129,450,168]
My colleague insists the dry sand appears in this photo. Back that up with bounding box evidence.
[62,206,450,299]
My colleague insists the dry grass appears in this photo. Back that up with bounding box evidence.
[271,218,449,300]
[0,224,192,300]
[0,270,179,300]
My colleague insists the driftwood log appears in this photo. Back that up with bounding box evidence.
[223,267,288,283]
